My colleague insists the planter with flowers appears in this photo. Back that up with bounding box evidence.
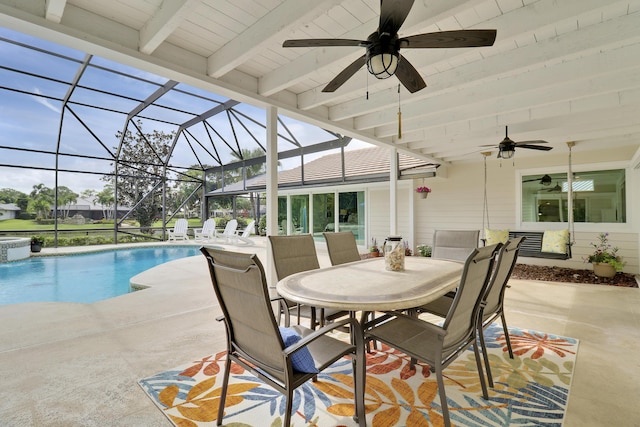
[416,186,431,199]
[30,235,45,253]
[585,232,624,278]
[369,238,380,257]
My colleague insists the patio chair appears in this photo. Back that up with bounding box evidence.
[215,219,238,243]
[167,218,189,241]
[235,220,256,245]
[432,229,480,262]
[323,231,361,265]
[364,244,501,427]
[269,234,349,329]
[418,237,525,387]
[193,218,216,242]
[200,247,366,427]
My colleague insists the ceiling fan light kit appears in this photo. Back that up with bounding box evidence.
[367,51,399,79]
[497,141,515,159]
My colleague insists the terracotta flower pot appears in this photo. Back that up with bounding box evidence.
[593,262,616,278]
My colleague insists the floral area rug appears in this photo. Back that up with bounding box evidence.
[139,324,578,426]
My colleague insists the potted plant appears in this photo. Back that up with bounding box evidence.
[30,235,45,253]
[585,232,624,278]
[369,238,380,257]
[416,186,432,199]
[417,244,432,257]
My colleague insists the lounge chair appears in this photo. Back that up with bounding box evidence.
[215,219,238,243]
[235,220,256,245]
[193,218,216,242]
[167,218,189,241]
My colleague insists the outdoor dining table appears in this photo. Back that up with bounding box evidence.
[276,256,464,314]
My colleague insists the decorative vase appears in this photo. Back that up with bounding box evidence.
[593,262,616,278]
[419,192,428,199]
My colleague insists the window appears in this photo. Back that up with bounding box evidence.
[521,169,626,223]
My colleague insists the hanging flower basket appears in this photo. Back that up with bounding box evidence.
[416,186,431,199]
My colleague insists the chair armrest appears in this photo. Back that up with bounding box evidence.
[365,310,447,338]
[284,317,362,355]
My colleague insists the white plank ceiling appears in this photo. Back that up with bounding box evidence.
[1,0,639,165]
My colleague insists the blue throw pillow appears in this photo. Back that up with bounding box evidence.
[278,327,319,373]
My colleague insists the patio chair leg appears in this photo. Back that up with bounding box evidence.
[501,314,514,358]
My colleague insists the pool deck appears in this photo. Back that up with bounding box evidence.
[0,237,639,426]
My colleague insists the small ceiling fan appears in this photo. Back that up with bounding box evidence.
[545,181,563,192]
[482,126,553,159]
[282,0,497,93]
[523,174,552,186]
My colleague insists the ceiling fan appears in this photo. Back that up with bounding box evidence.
[483,126,553,159]
[523,174,552,186]
[282,0,497,93]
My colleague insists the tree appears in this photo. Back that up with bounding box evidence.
[56,186,78,218]
[0,188,27,204]
[29,184,54,219]
[170,167,204,219]
[96,185,115,220]
[229,147,266,219]
[109,121,175,232]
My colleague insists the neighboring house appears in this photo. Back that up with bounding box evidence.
[0,203,20,220]
[53,198,130,221]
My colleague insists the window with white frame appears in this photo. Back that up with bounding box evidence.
[521,169,626,223]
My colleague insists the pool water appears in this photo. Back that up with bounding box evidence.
[0,246,202,306]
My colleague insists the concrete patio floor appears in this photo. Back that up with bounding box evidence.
[0,238,639,426]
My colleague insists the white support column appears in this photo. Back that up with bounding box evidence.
[389,148,398,236]
[266,106,278,285]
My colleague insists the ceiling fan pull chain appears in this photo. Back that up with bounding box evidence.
[366,71,369,100]
[397,84,402,139]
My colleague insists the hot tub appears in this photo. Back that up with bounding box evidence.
[0,237,31,262]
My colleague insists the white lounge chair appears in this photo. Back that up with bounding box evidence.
[194,218,216,242]
[215,219,238,243]
[235,220,256,245]
[167,218,189,241]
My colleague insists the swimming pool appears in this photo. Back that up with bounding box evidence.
[0,246,203,306]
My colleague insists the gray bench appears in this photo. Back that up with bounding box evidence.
[507,231,571,260]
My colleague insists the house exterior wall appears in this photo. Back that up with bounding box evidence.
[414,145,640,274]
[368,185,413,251]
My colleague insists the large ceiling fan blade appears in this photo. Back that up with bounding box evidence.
[283,38,366,48]
[516,144,553,151]
[394,56,426,93]
[399,29,497,48]
[515,140,549,145]
[322,54,367,92]
[379,0,414,35]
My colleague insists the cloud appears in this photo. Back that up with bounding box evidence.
[31,87,61,113]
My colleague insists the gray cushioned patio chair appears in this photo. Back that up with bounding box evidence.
[364,244,501,427]
[201,247,366,427]
[432,229,480,262]
[269,234,348,329]
[418,237,525,387]
[323,231,362,265]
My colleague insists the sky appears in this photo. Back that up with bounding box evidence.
[0,27,372,196]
